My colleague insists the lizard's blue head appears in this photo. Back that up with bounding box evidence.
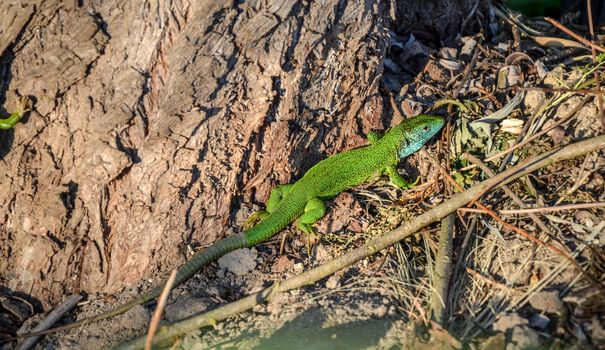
[395,114,444,159]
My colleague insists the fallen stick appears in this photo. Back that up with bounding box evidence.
[118,134,605,350]
[15,295,82,350]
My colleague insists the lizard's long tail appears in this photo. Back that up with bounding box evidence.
[18,234,248,338]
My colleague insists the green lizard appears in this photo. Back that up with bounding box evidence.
[19,113,444,338]
[0,96,31,129]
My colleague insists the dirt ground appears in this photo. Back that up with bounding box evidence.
[2,1,605,350]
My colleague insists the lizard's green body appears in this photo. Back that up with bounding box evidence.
[21,114,443,337]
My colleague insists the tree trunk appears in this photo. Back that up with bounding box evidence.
[0,0,486,309]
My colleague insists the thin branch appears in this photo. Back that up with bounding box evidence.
[15,295,82,350]
[117,134,605,350]
[513,86,603,95]
[459,201,605,214]
[544,16,605,53]
[586,0,605,129]
[430,214,455,325]
[145,270,177,350]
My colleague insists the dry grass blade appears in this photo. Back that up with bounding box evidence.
[531,35,592,50]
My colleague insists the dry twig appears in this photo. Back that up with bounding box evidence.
[145,270,177,350]
[431,214,455,324]
[586,0,605,128]
[544,17,605,53]
[458,201,605,214]
[15,295,82,350]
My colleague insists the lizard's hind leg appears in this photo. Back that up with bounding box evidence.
[244,184,294,228]
[295,198,326,236]
[296,198,326,256]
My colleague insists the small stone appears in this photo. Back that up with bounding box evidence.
[374,305,388,318]
[325,275,340,289]
[506,326,541,350]
[523,89,546,111]
[592,317,605,343]
[206,286,219,297]
[496,42,510,52]
[493,312,528,332]
[574,210,595,228]
[314,244,330,262]
[272,255,292,273]
[528,290,564,315]
[334,308,346,317]
[217,248,257,276]
[528,313,550,330]
[164,297,208,323]
[547,126,566,145]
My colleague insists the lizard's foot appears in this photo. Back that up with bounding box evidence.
[296,198,325,256]
[297,222,320,257]
[395,175,420,189]
[386,165,420,189]
[244,210,269,229]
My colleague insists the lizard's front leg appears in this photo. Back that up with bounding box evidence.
[244,184,294,228]
[385,165,419,189]
[366,130,384,144]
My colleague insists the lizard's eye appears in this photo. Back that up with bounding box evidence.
[423,126,430,132]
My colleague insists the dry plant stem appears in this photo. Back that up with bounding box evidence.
[586,0,605,128]
[458,95,592,172]
[430,214,455,325]
[458,201,605,214]
[568,151,597,194]
[118,134,605,350]
[512,25,521,51]
[498,96,546,173]
[145,270,177,350]
[544,17,605,53]
[15,295,82,350]
[495,97,552,234]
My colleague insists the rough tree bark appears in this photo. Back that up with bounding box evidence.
[0,0,486,310]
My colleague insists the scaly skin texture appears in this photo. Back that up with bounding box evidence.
[20,114,444,338]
